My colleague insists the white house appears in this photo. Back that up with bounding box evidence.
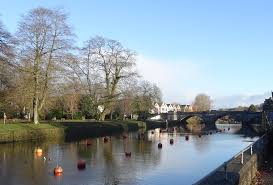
[177,105,182,112]
[166,104,174,112]
[153,103,161,114]
[150,103,191,114]
[180,105,193,112]
[174,104,181,112]
[160,103,169,113]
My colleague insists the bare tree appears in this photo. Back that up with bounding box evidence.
[70,37,137,120]
[0,19,15,112]
[193,93,212,112]
[132,81,162,114]
[15,7,74,124]
[0,19,14,61]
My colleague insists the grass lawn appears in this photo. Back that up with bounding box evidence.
[0,123,60,133]
[0,120,148,143]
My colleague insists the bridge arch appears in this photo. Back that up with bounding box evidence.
[180,115,205,132]
[214,114,243,125]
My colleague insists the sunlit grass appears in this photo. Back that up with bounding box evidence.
[0,123,58,133]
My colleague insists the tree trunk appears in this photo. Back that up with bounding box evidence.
[33,96,39,124]
[110,111,113,120]
[33,62,40,124]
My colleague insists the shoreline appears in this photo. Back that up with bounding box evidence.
[0,120,170,144]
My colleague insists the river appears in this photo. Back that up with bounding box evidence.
[0,127,258,185]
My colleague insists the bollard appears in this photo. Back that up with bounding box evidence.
[250,145,253,155]
[241,152,244,164]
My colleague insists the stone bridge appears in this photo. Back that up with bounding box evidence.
[178,111,261,124]
[159,111,263,130]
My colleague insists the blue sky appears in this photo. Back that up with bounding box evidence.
[1,0,272,108]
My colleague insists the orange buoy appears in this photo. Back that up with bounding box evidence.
[35,148,43,153]
[54,166,63,176]
[125,152,131,157]
[77,160,86,170]
[170,139,174,144]
[158,143,163,149]
[35,148,43,157]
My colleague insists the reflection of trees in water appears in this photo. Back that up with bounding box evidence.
[76,139,97,159]
[0,142,51,185]
[76,133,162,185]
[0,134,162,185]
[185,116,204,132]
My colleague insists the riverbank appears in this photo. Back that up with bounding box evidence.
[194,132,270,185]
[0,120,148,143]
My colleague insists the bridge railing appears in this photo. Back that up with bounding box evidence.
[193,132,268,185]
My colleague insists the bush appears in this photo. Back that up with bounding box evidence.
[248,104,257,112]
[73,112,83,120]
[45,109,65,120]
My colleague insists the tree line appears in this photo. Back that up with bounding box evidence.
[0,7,162,123]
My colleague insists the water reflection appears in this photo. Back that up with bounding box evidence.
[0,128,259,185]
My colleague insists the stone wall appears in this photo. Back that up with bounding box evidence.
[194,134,268,185]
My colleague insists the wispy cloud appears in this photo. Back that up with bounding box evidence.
[136,55,270,108]
[213,92,271,109]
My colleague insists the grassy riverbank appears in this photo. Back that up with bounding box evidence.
[0,120,147,143]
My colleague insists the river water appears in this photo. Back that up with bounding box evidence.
[0,127,258,185]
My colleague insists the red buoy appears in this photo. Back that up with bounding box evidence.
[54,166,63,176]
[158,143,163,149]
[185,135,189,141]
[170,139,174,144]
[77,160,86,170]
[122,135,127,139]
[86,140,92,146]
[125,152,131,157]
[151,131,154,134]
[198,134,202,138]
[104,137,108,143]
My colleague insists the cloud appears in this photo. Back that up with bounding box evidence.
[136,55,201,103]
[213,92,271,109]
[135,55,270,108]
